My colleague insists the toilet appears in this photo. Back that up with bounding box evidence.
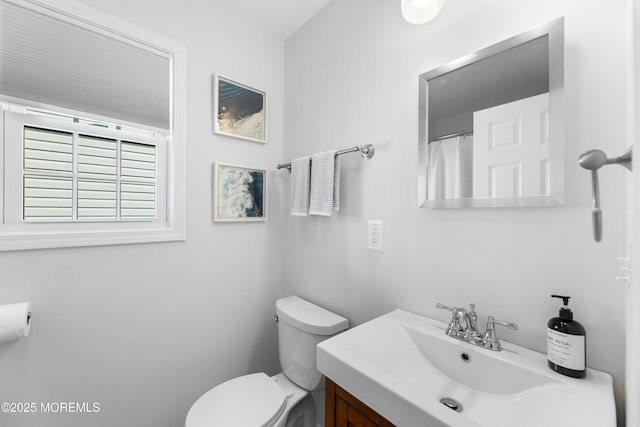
[185,296,348,427]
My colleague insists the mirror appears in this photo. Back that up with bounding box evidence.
[418,18,564,208]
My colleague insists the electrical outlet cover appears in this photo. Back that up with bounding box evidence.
[368,220,384,252]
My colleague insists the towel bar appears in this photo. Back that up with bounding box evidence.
[277,144,375,171]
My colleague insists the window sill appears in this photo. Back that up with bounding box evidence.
[0,225,186,251]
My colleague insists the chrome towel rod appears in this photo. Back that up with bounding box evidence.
[277,144,375,171]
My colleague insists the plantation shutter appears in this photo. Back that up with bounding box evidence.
[23,127,74,220]
[120,142,157,218]
[21,124,157,222]
[0,0,171,130]
[77,135,118,219]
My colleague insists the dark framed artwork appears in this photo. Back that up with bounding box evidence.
[213,74,266,143]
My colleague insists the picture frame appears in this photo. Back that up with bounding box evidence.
[213,74,266,143]
[213,162,266,222]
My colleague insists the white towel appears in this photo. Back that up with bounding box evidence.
[290,156,311,216]
[309,150,340,216]
[332,156,341,212]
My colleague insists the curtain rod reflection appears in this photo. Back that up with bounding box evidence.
[429,129,473,143]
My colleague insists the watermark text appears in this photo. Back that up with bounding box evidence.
[1,401,100,414]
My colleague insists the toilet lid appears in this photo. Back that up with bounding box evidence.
[185,373,286,427]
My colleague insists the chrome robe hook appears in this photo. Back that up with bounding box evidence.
[578,146,632,242]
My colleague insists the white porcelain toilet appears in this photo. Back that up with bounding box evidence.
[185,296,348,427]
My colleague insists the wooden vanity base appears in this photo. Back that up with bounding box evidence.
[325,377,395,427]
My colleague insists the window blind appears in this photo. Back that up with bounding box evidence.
[22,125,157,221]
[0,0,171,130]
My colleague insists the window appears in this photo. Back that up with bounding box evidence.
[0,0,186,251]
[4,109,166,223]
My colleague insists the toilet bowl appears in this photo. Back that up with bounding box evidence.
[185,296,348,427]
[185,372,309,427]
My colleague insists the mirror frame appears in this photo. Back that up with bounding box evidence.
[417,18,564,208]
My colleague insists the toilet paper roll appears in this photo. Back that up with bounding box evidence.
[0,302,32,343]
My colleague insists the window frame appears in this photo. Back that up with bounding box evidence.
[0,0,186,251]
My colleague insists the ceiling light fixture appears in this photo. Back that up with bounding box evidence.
[401,0,444,24]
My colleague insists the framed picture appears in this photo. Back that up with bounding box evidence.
[213,74,266,143]
[213,163,266,222]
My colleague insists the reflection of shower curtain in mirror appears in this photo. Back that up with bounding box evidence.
[427,136,473,199]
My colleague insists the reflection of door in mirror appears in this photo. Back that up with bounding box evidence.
[473,93,549,198]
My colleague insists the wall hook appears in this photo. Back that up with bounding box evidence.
[578,146,633,242]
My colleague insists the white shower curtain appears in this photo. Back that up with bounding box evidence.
[427,135,473,200]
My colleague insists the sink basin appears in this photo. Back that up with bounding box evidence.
[317,309,615,427]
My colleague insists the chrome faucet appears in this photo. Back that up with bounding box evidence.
[435,303,476,339]
[436,303,518,351]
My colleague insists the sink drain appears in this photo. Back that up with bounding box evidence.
[440,397,462,412]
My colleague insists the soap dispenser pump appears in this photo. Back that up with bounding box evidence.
[547,295,586,378]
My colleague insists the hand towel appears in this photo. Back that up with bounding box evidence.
[290,156,311,216]
[309,150,339,216]
[332,156,341,212]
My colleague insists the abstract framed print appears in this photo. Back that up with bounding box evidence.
[213,163,266,222]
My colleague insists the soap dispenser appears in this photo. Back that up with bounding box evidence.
[547,295,586,378]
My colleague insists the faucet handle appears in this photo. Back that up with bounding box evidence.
[436,303,455,313]
[484,316,518,339]
[482,316,518,351]
[491,317,518,330]
[437,303,468,335]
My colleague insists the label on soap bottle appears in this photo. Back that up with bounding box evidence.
[547,328,586,370]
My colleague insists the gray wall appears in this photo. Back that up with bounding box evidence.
[0,1,285,426]
[0,0,631,426]
[283,0,628,424]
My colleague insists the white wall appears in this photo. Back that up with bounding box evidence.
[0,1,285,426]
[0,1,631,426]
[284,0,629,424]
[627,0,639,424]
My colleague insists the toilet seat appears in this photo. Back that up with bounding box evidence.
[185,373,286,427]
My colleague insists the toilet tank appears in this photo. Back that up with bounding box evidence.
[276,296,348,391]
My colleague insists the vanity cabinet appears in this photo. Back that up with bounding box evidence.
[325,378,395,427]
